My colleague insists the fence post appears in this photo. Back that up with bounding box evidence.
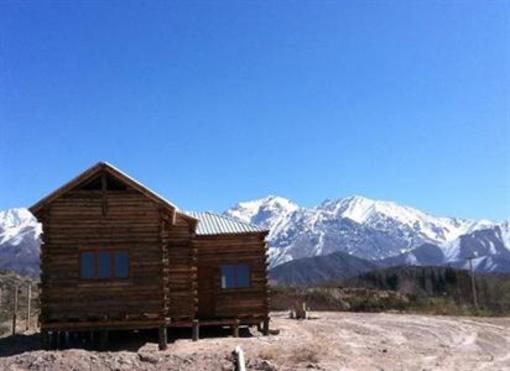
[12,285,18,336]
[468,257,479,310]
[26,283,32,331]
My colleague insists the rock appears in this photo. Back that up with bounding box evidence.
[138,352,159,364]
[250,359,278,371]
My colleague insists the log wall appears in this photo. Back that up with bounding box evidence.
[38,188,196,329]
[165,214,198,320]
[194,233,270,320]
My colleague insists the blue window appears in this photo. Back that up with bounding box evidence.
[221,265,236,288]
[98,251,112,278]
[220,264,251,289]
[80,252,95,279]
[80,250,129,279]
[236,264,250,287]
[115,251,129,278]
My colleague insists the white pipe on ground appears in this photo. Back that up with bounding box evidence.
[233,345,246,371]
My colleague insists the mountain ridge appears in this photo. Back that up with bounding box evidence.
[224,194,508,270]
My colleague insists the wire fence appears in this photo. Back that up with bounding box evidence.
[0,279,39,336]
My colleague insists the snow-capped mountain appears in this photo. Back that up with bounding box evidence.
[225,195,508,270]
[382,222,510,273]
[0,208,42,278]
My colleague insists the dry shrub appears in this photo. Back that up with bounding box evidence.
[289,334,332,365]
[257,335,333,368]
[258,346,280,361]
[289,345,321,364]
[259,341,327,366]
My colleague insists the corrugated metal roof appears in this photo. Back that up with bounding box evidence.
[185,211,266,235]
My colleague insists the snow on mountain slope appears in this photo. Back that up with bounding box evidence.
[320,196,495,248]
[224,195,299,231]
[381,223,510,273]
[225,195,504,268]
[0,208,42,278]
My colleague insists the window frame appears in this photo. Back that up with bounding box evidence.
[79,249,130,281]
[220,263,252,290]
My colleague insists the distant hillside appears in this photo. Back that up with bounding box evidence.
[270,251,377,285]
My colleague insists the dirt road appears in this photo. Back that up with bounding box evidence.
[1,311,509,370]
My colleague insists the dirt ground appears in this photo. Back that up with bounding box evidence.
[1,311,509,370]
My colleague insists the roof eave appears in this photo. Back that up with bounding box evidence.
[195,230,269,238]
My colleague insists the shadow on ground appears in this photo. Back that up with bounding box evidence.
[0,326,254,357]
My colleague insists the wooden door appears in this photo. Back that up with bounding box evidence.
[198,266,216,318]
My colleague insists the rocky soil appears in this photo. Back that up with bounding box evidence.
[1,311,509,370]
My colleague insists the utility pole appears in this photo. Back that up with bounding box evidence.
[26,283,32,331]
[12,285,18,336]
[468,256,479,310]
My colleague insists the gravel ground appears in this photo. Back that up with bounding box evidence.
[1,311,509,370]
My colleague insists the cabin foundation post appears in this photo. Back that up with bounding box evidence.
[42,330,49,349]
[262,317,269,336]
[53,331,58,350]
[158,326,168,350]
[52,331,58,350]
[89,330,94,346]
[99,330,109,350]
[46,331,53,350]
[232,319,240,338]
[192,319,199,341]
[64,331,70,348]
[55,331,62,350]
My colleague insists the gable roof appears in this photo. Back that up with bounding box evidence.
[29,162,198,224]
[185,211,267,236]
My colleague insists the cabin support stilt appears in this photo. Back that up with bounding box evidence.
[233,319,240,338]
[262,317,269,336]
[99,330,109,350]
[192,320,199,341]
[42,330,50,350]
[56,331,62,349]
[158,326,168,350]
[64,331,70,348]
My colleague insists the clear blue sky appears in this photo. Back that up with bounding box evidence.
[0,1,509,220]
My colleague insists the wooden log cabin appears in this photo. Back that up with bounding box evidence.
[29,162,270,349]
